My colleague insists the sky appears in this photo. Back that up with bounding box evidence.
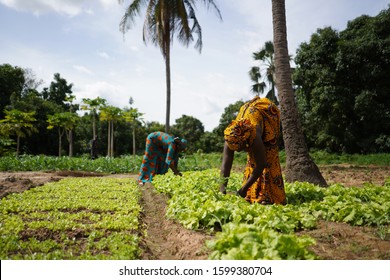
[1,0,389,132]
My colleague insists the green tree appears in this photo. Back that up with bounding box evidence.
[171,114,204,152]
[0,64,25,119]
[123,102,144,157]
[337,8,390,153]
[80,97,107,139]
[100,106,122,157]
[0,126,14,156]
[294,27,344,152]
[200,131,221,153]
[13,89,63,155]
[294,6,390,153]
[47,112,79,157]
[119,0,222,133]
[42,73,73,109]
[0,109,38,156]
[271,0,327,186]
[145,121,165,135]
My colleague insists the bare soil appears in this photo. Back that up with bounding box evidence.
[0,165,389,260]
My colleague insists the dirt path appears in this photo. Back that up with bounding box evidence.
[139,182,211,260]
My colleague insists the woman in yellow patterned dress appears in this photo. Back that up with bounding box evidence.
[219,96,286,205]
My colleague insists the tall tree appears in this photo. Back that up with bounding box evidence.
[0,64,25,119]
[47,112,79,157]
[294,7,390,153]
[171,114,204,152]
[271,0,327,186]
[118,0,222,133]
[81,97,107,139]
[123,102,144,157]
[248,66,266,96]
[0,109,37,156]
[250,41,280,105]
[100,106,122,157]
[42,73,73,110]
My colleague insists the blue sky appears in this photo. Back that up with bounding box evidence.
[1,0,389,131]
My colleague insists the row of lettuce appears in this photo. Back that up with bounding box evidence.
[152,169,390,259]
[1,170,389,259]
[0,178,142,259]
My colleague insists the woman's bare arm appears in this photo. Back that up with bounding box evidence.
[237,126,267,197]
[219,142,234,193]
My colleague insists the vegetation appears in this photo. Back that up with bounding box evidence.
[294,8,390,153]
[152,169,389,259]
[0,152,388,173]
[0,177,142,259]
[0,153,388,260]
[0,155,142,173]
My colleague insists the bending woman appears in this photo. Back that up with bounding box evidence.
[138,131,187,185]
[220,96,286,205]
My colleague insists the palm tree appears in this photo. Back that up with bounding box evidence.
[271,0,327,186]
[81,97,107,139]
[248,66,266,96]
[250,41,278,105]
[47,112,79,157]
[100,106,122,157]
[123,107,144,157]
[118,0,222,133]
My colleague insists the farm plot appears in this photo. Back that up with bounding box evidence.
[152,169,390,260]
[0,167,389,260]
[0,177,142,259]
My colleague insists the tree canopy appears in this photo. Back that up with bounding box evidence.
[294,6,390,153]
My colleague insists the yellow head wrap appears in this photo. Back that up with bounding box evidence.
[224,119,256,151]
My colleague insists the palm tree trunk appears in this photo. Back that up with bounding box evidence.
[165,40,171,134]
[92,111,96,139]
[107,122,111,157]
[132,126,136,158]
[69,129,73,157]
[271,0,327,187]
[110,121,114,157]
[58,129,62,157]
[16,135,20,157]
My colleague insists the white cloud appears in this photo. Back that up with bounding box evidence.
[0,0,83,16]
[0,0,118,16]
[73,65,93,75]
[99,0,117,10]
[97,51,110,59]
[75,81,127,107]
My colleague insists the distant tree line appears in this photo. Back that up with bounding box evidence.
[0,6,389,157]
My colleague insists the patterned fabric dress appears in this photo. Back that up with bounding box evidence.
[138,132,180,183]
[236,96,286,204]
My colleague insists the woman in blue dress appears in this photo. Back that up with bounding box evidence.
[138,131,187,185]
